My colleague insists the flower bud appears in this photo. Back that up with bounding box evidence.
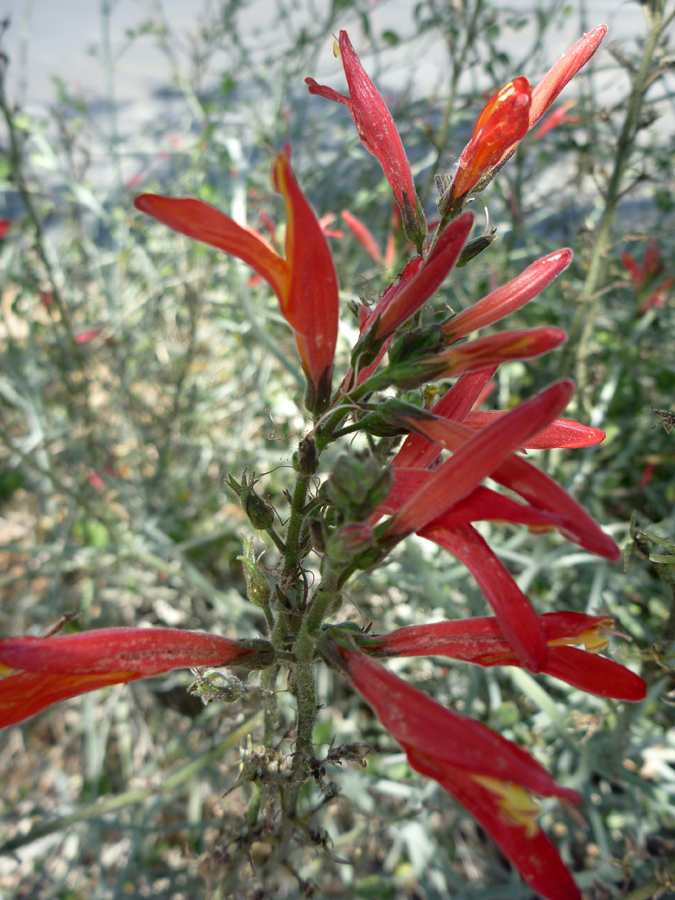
[237,539,271,608]
[325,451,394,521]
[455,229,498,268]
[387,325,445,369]
[227,472,276,531]
[244,489,275,531]
[350,411,409,438]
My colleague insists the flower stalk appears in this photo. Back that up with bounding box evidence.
[0,22,638,900]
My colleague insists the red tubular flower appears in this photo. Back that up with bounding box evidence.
[392,407,620,561]
[448,77,532,208]
[442,248,572,339]
[0,627,273,728]
[306,31,425,244]
[622,238,674,314]
[387,326,567,390]
[377,382,576,668]
[380,381,573,542]
[462,410,606,449]
[373,378,618,668]
[445,26,606,211]
[0,219,10,240]
[358,210,474,350]
[362,612,646,702]
[529,25,607,130]
[134,149,339,414]
[328,642,582,900]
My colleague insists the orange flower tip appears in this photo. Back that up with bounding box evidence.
[444,78,532,212]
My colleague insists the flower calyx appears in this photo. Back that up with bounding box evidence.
[227,471,276,532]
[324,450,394,523]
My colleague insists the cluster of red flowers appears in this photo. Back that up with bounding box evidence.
[622,237,674,314]
[0,24,647,900]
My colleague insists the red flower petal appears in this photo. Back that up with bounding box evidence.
[462,411,606,449]
[443,249,572,339]
[306,32,423,237]
[0,628,272,727]
[449,77,531,205]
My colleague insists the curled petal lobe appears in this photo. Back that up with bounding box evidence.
[271,151,339,403]
[134,194,289,299]
[462,411,606,449]
[544,646,646,700]
[0,671,137,729]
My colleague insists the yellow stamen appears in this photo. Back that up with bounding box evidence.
[472,775,541,837]
[548,618,612,653]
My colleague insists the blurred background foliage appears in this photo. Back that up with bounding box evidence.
[0,0,674,898]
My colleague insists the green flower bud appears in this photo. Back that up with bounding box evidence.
[455,228,498,268]
[227,471,276,532]
[237,538,271,608]
[325,451,394,521]
[244,490,275,531]
[387,325,445,368]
